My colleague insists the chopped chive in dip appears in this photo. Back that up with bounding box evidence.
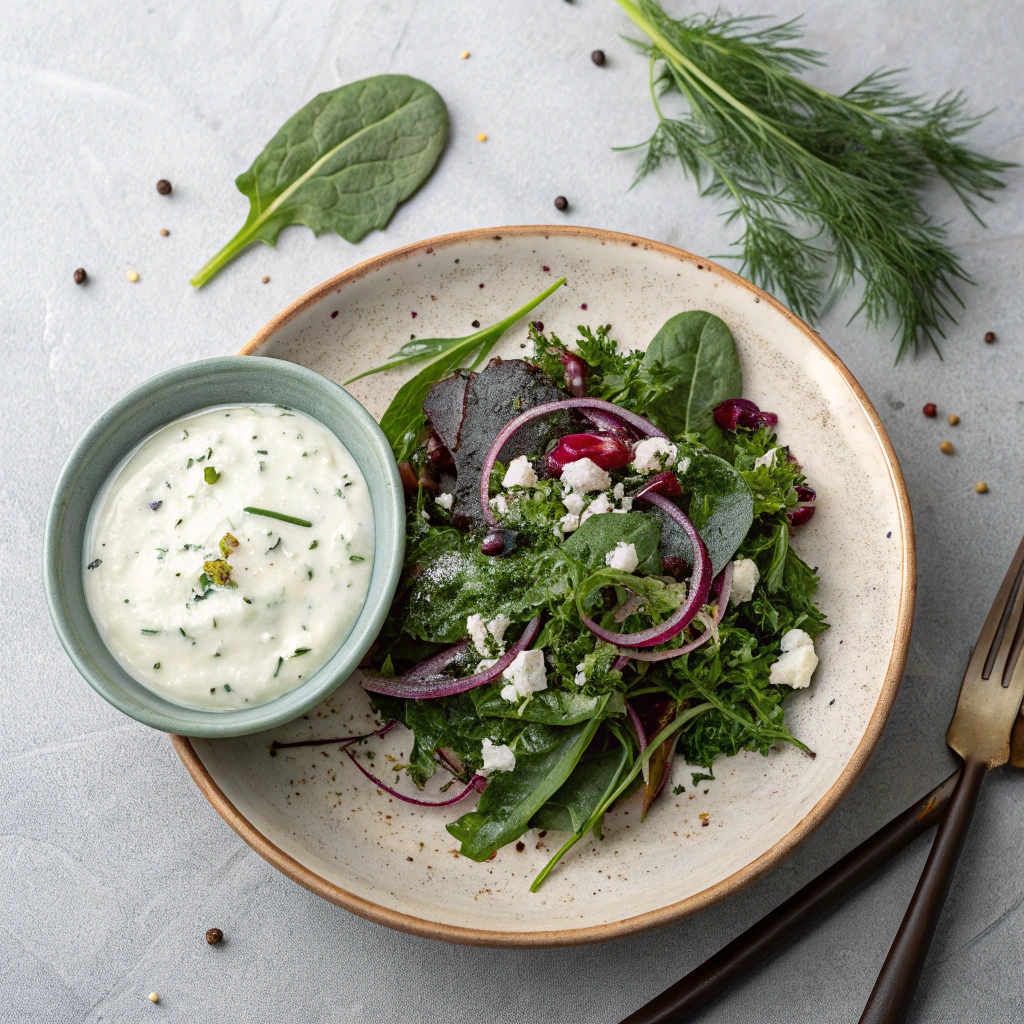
[293,648,311,656]
[204,466,221,484]
[87,558,102,569]
[244,507,312,527]
[309,540,318,549]
[350,554,365,562]
[141,629,160,635]
[273,656,283,678]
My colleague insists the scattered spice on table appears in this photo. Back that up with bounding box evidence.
[73,267,87,285]
[554,195,568,211]
[948,414,960,426]
[985,331,997,343]
[205,928,223,945]
[126,269,139,283]
[156,179,172,195]
[471,319,480,328]
[261,275,269,283]
[975,482,989,494]
[148,992,160,1003]
[159,228,169,236]
[460,50,470,59]
[923,403,937,417]
[940,440,954,455]
[591,49,606,66]
[476,132,487,142]
[516,841,525,852]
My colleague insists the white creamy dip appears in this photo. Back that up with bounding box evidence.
[84,404,374,710]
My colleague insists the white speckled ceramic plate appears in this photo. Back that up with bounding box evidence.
[172,226,914,947]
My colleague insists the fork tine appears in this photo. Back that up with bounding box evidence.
[977,534,1024,682]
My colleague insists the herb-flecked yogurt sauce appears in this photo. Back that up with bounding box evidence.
[83,404,373,710]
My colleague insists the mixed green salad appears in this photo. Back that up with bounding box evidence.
[345,286,826,890]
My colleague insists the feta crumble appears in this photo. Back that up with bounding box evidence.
[730,558,760,605]
[631,437,678,473]
[489,494,509,516]
[574,661,588,687]
[467,614,491,657]
[435,492,454,510]
[487,614,511,647]
[500,648,548,701]
[503,455,538,489]
[581,492,613,522]
[605,541,639,573]
[754,447,778,470]
[480,738,516,775]
[562,491,585,516]
[769,628,818,689]
[560,457,611,493]
[677,455,691,474]
[613,483,625,500]
[560,512,581,534]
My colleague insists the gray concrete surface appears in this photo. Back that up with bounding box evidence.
[3,0,1023,1020]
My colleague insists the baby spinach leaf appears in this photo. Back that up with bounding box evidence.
[563,511,662,575]
[447,719,601,861]
[191,75,448,287]
[530,745,630,834]
[641,311,742,434]
[472,689,624,726]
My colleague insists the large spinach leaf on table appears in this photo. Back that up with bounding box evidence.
[447,719,601,861]
[641,310,742,434]
[191,75,448,287]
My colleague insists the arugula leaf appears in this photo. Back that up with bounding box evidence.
[191,75,448,287]
[641,311,742,434]
[530,745,630,834]
[374,278,566,460]
[447,719,601,861]
[563,511,662,575]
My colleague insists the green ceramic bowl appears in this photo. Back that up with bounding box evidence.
[43,356,405,738]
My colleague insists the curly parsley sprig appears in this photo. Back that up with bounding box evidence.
[615,0,1013,359]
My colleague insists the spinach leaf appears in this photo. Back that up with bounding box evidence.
[563,511,662,575]
[530,745,629,834]
[641,311,742,434]
[191,75,448,287]
[447,719,601,861]
[375,278,565,460]
[472,689,624,726]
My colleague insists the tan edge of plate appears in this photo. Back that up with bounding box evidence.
[171,224,916,948]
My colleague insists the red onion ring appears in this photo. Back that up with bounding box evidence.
[361,616,542,699]
[403,641,470,681]
[625,699,647,751]
[616,561,733,662]
[270,720,397,751]
[578,494,710,648]
[581,406,636,438]
[344,746,485,807]
[480,398,668,528]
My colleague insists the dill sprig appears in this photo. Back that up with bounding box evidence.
[615,0,1013,359]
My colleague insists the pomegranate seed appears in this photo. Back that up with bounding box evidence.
[546,433,632,476]
[481,529,516,556]
[923,403,937,417]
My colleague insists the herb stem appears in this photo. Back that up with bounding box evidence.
[243,507,313,527]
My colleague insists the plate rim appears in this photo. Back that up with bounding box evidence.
[172,223,916,947]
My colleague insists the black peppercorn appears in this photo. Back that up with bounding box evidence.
[73,267,87,285]
[591,50,606,66]
[471,320,480,328]
[156,179,172,195]
[554,195,568,211]
[984,331,996,343]
[205,928,223,945]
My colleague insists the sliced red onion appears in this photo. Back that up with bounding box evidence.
[436,746,488,792]
[579,494,710,648]
[361,616,542,699]
[344,746,485,807]
[480,398,667,527]
[270,720,397,752]
[546,433,632,476]
[625,699,647,751]
[713,398,778,431]
[617,561,733,662]
[634,470,682,500]
[403,641,469,681]
[581,406,635,438]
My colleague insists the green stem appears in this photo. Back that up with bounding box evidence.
[530,701,713,891]
[190,225,257,288]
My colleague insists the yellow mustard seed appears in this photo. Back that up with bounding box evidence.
[126,269,139,283]
[460,51,470,59]
[939,440,954,454]
[975,482,989,494]
[159,228,169,237]
[261,275,270,284]
[148,992,159,1003]
[476,132,488,142]
[948,414,960,425]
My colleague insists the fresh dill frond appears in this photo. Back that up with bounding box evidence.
[615,0,1013,359]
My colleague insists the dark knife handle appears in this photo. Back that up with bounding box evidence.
[857,757,986,1024]
[620,769,962,1024]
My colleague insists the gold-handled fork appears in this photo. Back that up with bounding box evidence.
[858,533,1024,1023]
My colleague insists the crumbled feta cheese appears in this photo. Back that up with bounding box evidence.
[489,494,509,516]
[467,614,490,657]
[730,558,760,605]
[677,455,691,474]
[487,614,511,647]
[613,482,625,500]
[480,738,516,775]
[435,492,454,510]
[619,495,633,512]
[574,662,588,687]
[560,512,580,534]
[560,457,611,493]
[475,658,498,673]
[502,455,538,489]
[581,492,613,522]
[631,437,678,473]
[754,447,778,470]
[605,541,639,573]
[769,629,818,689]
[562,491,585,516]
[420,510,430,521]
[500,648,548,701]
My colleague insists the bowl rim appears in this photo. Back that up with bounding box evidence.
[171,223,916,946]
[43,354,405,738]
